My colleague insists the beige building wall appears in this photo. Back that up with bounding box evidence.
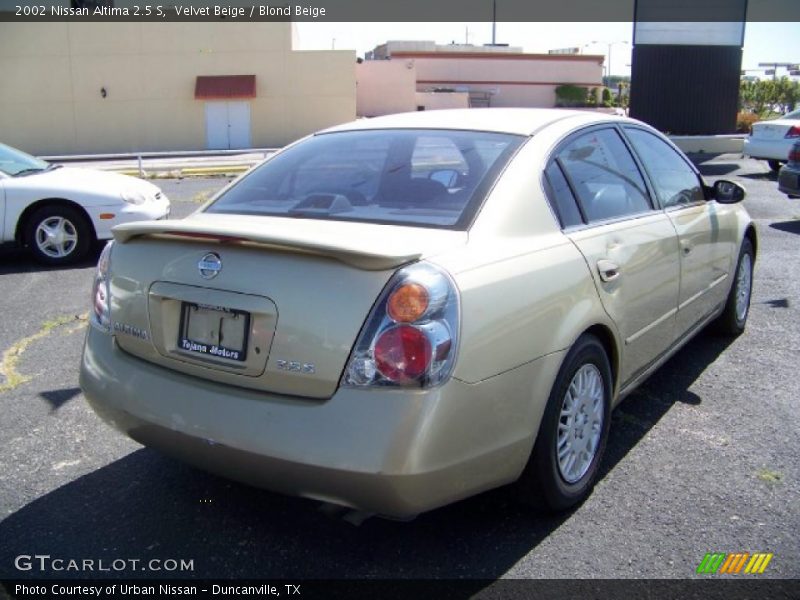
[414,92,470,111]
[356,61,417,117]
[459,85,560,108]
[409,53,603,109]
[356,49,603,116]
[0,22,356,155]
[406,52,603,108]
[408,54,603,86]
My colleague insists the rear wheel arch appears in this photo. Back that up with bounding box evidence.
[581,323,619,398]
[15,198,97,245]
[744,224,757,258]
[518,331,613,510]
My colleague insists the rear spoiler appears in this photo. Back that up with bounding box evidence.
[111,216,462,271]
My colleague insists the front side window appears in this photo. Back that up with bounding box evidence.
[555,128,652,223]
[207,129,524,229]
[624,128,704,208]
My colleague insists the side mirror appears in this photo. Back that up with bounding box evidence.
[712,180,746,204]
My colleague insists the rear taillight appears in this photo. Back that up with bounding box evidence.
[786,126,800,139]
[374,325,432,383]
[343,262,460,388]
[90,241,113,333]
[790,144,800,163]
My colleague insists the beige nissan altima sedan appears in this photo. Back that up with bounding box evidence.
[80,109,756,518]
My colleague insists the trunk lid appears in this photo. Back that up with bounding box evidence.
[751,120,797,140]
[108,214,467,399]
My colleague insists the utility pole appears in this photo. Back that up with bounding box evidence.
[492,0,496,45]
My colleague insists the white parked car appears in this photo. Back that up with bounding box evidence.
[743,108,800,171]
[0,142,170,265]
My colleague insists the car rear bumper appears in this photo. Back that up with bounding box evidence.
[743,137,793,161]
[80,327,561,517]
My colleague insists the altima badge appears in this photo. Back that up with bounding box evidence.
[198,252,222,279]
[113,322,149,341]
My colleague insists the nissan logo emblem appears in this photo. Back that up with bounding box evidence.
[198,252,222,279]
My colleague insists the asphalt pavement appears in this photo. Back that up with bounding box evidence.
[0,157,798,583]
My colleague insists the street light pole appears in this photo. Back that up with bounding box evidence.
[588,40,628,82]
[492,0,496,45]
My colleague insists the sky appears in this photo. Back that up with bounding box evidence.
[294,22,800,79]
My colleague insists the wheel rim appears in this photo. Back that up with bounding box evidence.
[35,216,78,258]
[556,363,604,484]
[735,253,752,323]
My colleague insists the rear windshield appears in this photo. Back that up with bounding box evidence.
[206,129,525,229]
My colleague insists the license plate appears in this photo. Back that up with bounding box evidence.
[178,302,249,362]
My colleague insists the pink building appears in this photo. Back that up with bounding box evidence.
[357,41,605,117]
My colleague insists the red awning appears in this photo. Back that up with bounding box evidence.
[194,75,256,100]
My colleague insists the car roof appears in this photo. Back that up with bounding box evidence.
[320,108,621,137]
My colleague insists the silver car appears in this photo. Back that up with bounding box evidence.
[80,109,755,517]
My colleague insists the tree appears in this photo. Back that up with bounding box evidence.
[740,77,800,116]
[602,87,613,107]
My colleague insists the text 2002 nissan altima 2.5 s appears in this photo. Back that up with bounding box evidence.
[0,142,170,265]
[80,109,756,517]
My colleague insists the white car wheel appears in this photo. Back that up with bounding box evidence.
[518,334,612,511]
[25,205,92,266]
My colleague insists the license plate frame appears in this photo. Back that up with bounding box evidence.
[177,302,250,363]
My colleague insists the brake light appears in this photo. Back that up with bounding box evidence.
[90,241,113,333]
[343,262,460,388]
[374,325,432,383]
[786,126,800,139]
[790,144,800,163]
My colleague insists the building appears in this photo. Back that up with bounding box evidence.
[629,1,747,135]
[0,20,356,155]
[357,40,604,117]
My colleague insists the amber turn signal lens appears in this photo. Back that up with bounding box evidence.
[387,283,429,323]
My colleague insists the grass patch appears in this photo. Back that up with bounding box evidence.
[756,469,783,484]
[0,315,81,393]
[191,190,213,204]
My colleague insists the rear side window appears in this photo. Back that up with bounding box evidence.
[207,129,524,230]
[555,128,652,223]
[544,161,583,228]
[624,128,704,208]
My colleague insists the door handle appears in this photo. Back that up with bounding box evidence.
[597,259,621,282]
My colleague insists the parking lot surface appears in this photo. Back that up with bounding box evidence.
[0,158,798,581]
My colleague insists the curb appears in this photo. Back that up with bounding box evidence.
[113,165,252,178]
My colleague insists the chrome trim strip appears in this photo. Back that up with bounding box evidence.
[678,273,728,312]
[625,307,678,345]
[618,302,724,403]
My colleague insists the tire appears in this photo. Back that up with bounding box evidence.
[767,160,783,172]
[517,334,612,511]
[24,205,92,266]
[713,238,754,336]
